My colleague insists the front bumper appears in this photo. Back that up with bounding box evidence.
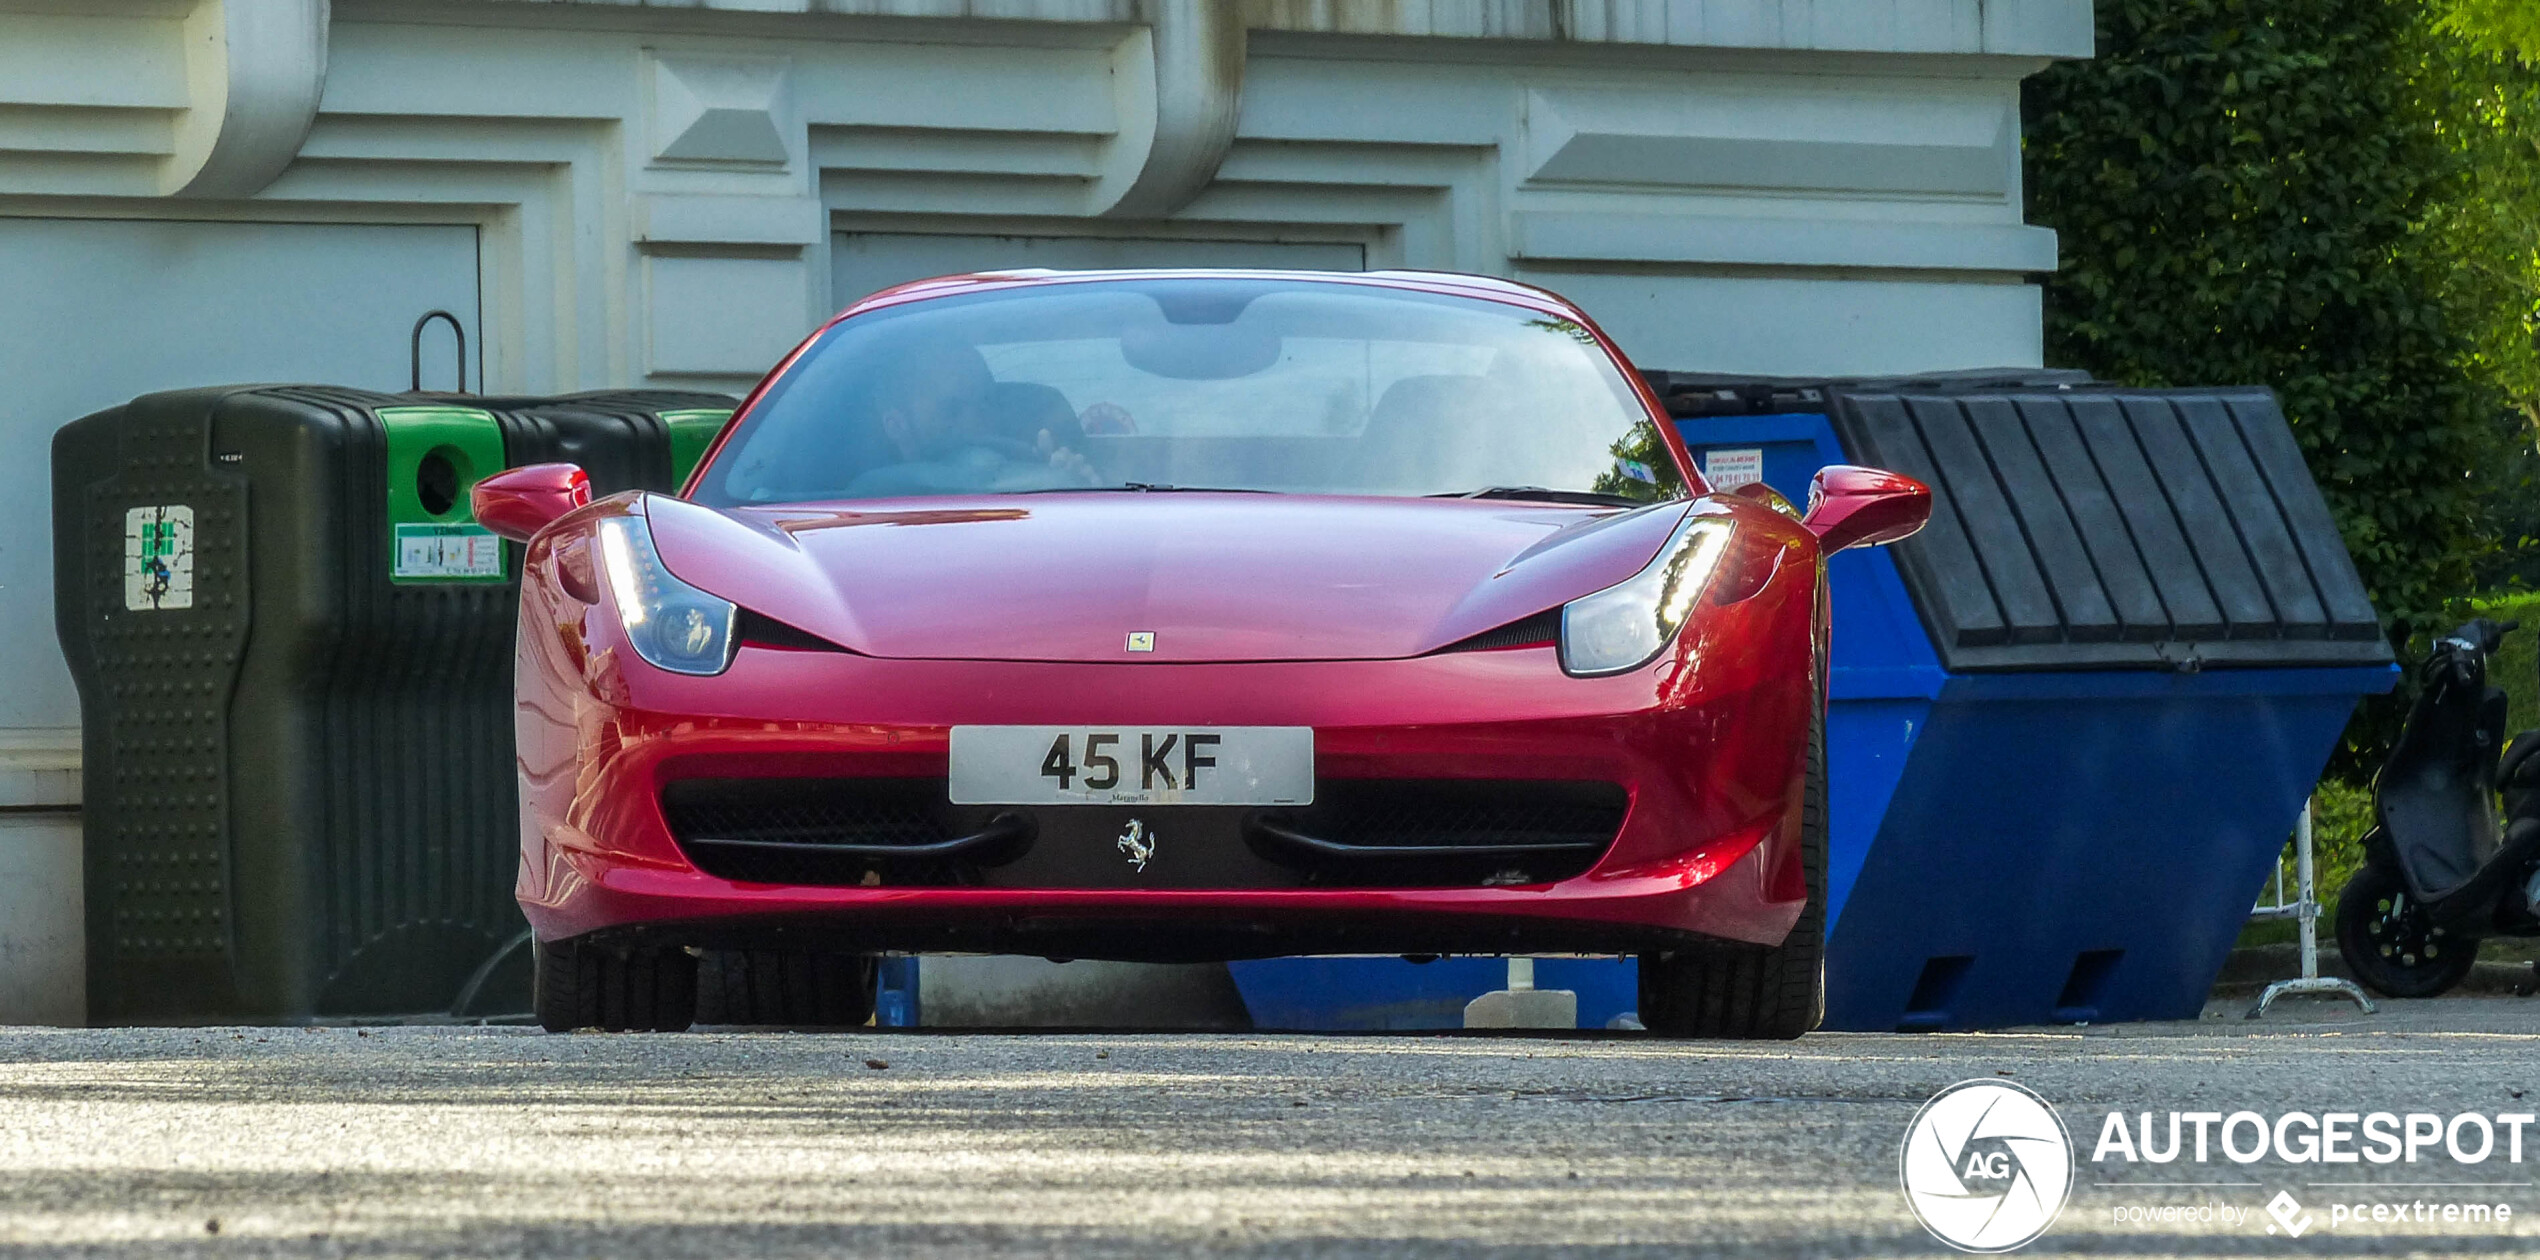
[515,627,1814,959]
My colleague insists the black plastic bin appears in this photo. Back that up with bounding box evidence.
[53,385,732,1023]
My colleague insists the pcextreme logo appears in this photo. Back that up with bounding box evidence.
[1899,1080,2076,1253]
[2265,1191,2314,1238]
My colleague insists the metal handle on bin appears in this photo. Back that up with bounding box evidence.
[410,310,469,394]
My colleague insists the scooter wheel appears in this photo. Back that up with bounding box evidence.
[2335,861,2478,998]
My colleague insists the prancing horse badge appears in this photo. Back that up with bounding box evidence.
[1117,819,1155,872]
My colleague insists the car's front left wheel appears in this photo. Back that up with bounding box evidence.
[1637,713,1826,1040]
[533,936,698,1032]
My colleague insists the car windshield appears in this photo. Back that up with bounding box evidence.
[694,276,1683,507]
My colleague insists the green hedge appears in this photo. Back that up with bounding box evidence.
[2474,591,2540,734]
[2025,2,2540,770]
[2024,1,2525,643]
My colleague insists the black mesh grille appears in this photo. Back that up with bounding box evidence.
[1290,780,1625,847]
[1434,608,1561,654]
[662,778,950,847]
[1252,780,1628,886]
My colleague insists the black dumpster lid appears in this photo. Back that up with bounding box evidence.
[1815,385,2392,672]
[1643,368,2098,419]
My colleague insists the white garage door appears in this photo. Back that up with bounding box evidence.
[0,217,481,741]
[833,232,1366,311]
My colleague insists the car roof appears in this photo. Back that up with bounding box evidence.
[843,268,1582,319]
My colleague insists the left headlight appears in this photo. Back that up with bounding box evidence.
[595,514,736,676]
[1558,516,1734,677]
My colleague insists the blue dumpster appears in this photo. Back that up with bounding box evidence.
[1225,375,2394,1032]
[1670,379,2396,1030]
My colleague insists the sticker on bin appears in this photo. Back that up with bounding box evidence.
[124,505,194,611]
[1703,448,1765,491]
[394,522,505,581]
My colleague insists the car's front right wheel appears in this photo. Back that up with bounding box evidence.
[693,949,879,1028]
[1637,714,1826,1040]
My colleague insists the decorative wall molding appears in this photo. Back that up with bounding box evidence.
[0,4,2073,388]
[453,0,2093,58]
[1094,0,1245,218]
[0,730,80,811]
[163,0,331,198]
[648,50,793,168]
[1509,210,2055,273]
[634,193,825,249]
[1522,83,2014,198]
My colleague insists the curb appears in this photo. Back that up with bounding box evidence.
[2215,943,2539,998]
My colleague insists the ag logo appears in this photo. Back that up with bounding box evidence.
[1899,1080,2073,1253]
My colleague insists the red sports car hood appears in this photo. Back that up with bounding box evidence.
[642,492,1692,663]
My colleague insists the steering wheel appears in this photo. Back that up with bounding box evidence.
[961,436,1051,464]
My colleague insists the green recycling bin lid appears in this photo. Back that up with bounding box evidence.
[379,404,507,584]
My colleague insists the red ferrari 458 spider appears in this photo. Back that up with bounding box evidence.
[476,269,1929,1038]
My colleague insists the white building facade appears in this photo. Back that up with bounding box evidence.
[0,0,2089,1022]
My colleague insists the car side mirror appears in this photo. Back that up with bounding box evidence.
[473,463,592,543]
[1802,465,1931,553]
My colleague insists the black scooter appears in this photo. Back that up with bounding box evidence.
[2336,619,2540,997]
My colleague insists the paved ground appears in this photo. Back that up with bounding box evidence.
[0,997,2535,1258]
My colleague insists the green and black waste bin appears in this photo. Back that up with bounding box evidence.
[53,385,733,1023]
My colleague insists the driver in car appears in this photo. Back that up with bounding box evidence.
[847,337,1097,497]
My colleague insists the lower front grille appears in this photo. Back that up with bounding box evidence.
[662,777,949,847]
[1247,780,1628,886]
[660,778,1027,885]
[658,776,1629,889]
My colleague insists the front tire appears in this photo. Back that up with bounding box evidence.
[2335,859,2477,998]
[533,936,698,1032]
[1638,714,1827,1040]
[694,949,879,1028]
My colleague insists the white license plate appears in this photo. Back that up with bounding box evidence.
[949,726,1314,806]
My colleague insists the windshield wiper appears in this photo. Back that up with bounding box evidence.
[1008,483,1275,494]
[1429,486,1647,508]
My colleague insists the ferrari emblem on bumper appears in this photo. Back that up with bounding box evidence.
[1126,631,1156,652]
[1117,819,1155,872]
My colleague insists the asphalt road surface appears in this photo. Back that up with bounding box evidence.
[1,997,2535,1258]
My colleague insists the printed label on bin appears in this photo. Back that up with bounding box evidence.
[124,505,194,611]
[1703,448,1765,491]
[393,522,505,582]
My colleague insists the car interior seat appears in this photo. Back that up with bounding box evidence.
[1356,374,1495,489]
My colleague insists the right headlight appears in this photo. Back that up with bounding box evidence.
[595,514,737,676]
[1558,516,1735,677]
